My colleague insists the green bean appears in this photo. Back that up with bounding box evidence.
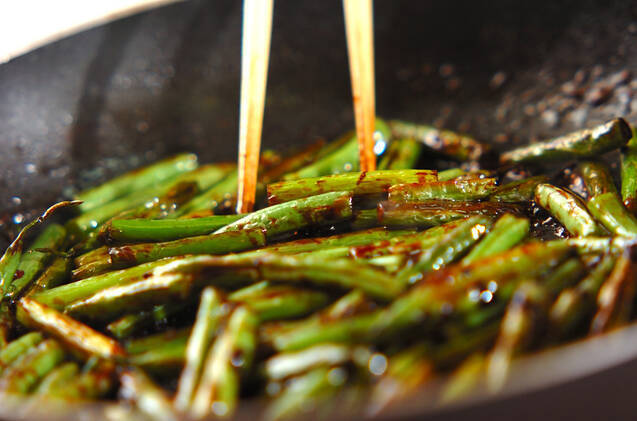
[251,253,401,299]
[31,258,182,310]
[0,339,65,394]
[5,223,67,300]
[0,201,78,294]
[176,172,239,217]
[126,328,191,355]
[549,254,617,338]
[74,229,263,280]
[128,338,187,372]
[68,163,233,239]
[587,192,637,237]
[103,228,265,271]
[264,344,353,381]
[229,281,329,322]
[144,253,401,300]
[75,153,198,213]
[323,290,371,319]
[398,215,492,282]
[106,303,189,340]
[51,360,116,400]
[216,191,353,239]
[0,304,10,348]
[66,269,195,321]
[173,163,236,191]
[0,332,43,371]
[282,133,358,180]
[283,119,390,180]
[271,241,571,351]
[18,297,126,360]
[291,246,354,260]
[620,129,637,212]
[107,314,149,340]
[264,366,343,421]
[69,166,227,237]
[486,281,549,391]
[389,120,488,161]
[369,345,432,413]
[350,209,382,230]
[575,161,617,198]
[489,175,549,203]
[544,257,586,295]
[387,177,496,203]
[438,168,467,181]
[0,239,24,297]
[377,138,423,170]
[35,362,79,395]
[261,140,327,184]
[534,184,602,237]
[567,236,637,255]
[174,288,225,412]
[191,306,258,419]
[260,290,371,346]
[120,368,177,421]
[66,232,102,258]
[590,248,637,333]
[431,322,501,369]
[377,200,522,229]
[349,220,465,259]
[73,246,109,272]
[113,181,199,220]
[249,228,413,256]
[27,257,71,296]
[268,170,437,204]
[501,118,632,164]
[101,214,244,243]
[112,181,200,220]
[439,353,485,404]
[463,214,529,264]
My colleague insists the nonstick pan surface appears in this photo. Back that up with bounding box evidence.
[1,0,637,419]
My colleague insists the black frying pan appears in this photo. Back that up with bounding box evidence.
[1,0,636,419]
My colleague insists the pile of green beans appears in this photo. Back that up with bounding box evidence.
[1,116,637,420]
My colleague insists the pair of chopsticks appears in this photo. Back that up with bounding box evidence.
[237,0,376,213]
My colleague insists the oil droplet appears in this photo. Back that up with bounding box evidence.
[12,214,24,224]
[468,289,480,302]
[407,272,423,284]
[11,197,21,206]
[480,290,494,303]
[211,401,228,416]
[25,163,37,174]
[368,353,388,376]
[471,224,487,240]
[373,138,387,155]
[231,353,245,368]
[487,280,498,293]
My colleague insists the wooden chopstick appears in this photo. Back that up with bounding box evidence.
[343,0,376,172]
[236,0,274,213]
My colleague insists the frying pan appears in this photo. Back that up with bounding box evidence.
[1,0,637,419]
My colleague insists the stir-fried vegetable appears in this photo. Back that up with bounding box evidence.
[0,117,636,420]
